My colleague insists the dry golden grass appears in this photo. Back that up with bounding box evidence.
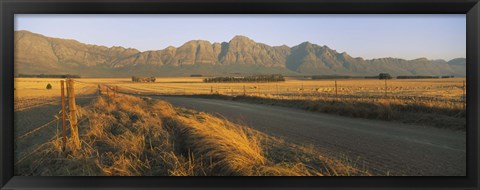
[193,93,465,130]
[15,94,369,176]
[173,113,267,175]
[14,78,97,111]
[83,77,465,130]
[14,78,97,98]
[91,77,465,100]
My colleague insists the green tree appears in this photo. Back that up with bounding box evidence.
[379,73,392,80]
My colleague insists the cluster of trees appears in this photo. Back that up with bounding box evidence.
[311,75,354,80]
[396,76,452,79]
[17,74,81,78]
[369,73,456,79]
[378,73,393,79]
[441,76,455,78]
[132,76,156,82]
[190,74,203,77]
[204,74,285,83]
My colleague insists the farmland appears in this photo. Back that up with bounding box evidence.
[81,77,465,100]
[70,77,466,130]
[13,77,466,176]
[15,77,466,129]
[15,77,466,100]
[14,78,97,111]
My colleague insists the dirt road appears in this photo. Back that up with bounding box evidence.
[159,96,466,176]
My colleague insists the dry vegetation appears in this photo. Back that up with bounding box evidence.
[13,77,465,176]
[88,77,465,130]
[14,78,97,111]
[96,77,465,99]
[191,93,465,130]
[15,94,369,176]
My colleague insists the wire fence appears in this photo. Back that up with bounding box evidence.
[105,79,466,107]
[15,79,100,167]
[14,78,467,166]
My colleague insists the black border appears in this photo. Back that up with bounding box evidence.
[1,0,479,189]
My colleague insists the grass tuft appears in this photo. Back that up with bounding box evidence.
[15,94,370,176]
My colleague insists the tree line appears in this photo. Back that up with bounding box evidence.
[204,74,285,83]
[312,73,456,80]
[17,74,81,78]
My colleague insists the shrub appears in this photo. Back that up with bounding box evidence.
[46,83,52,90]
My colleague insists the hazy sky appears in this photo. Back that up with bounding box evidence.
[15,14,465,61]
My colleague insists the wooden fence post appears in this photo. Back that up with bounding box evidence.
[463,80,466,109]
[97,84,101,96]
[60,80,67,152]
[211,86,213,94]
[106,86,110,106]
[67,79,80,151]
[243,85,246,96]
[335,80,338,99]
[301,82,304,97]
[384,78,388,97]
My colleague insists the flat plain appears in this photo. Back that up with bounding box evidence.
[57,77,465,99]
[13,77,466,176]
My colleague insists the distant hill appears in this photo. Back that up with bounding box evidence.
[14,30,466,77]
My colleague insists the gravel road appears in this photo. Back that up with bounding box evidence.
[158,96,466,176]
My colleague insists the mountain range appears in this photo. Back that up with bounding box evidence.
[14,30,466,77]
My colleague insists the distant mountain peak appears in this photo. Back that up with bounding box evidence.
[299,41,313,46]
[448,58,466,66]
[412,57,429,61]
[165,45,176,50]
[230,35,254,42]
[13,30,466,77]
[231,35,250,39]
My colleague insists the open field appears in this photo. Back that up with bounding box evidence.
[63,77,465,130]
[14,78,97,111]
[14,77,466,129]
[13,77,466,176]
[88,77,466,100]
[15,94,368,176]
[16,77,464,100]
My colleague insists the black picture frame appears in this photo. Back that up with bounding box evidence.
[1,0,479,189]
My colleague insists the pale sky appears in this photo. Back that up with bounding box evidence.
[15,14,466,61]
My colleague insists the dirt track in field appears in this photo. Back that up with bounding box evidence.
[159,96,466,176]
